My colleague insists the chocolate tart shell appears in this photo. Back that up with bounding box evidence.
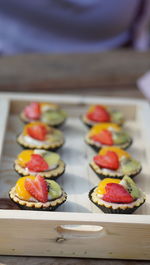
[90,161,142,180]
[9,187,67,211]
[16,133,65,151]
[14,160,66,180]
[20,112,66,128]
[89,187,145,214]
[85,134,133,152]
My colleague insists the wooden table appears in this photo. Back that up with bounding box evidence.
[0,50,150,265]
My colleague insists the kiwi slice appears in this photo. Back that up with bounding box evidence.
[47,131,63,142]
[121,159,141,175]
[43,152,60,167]
[120,176,141,199]
[110,110,124,124]
[46,180,62,199]
[41,110,66,124]
[113,131,130,145]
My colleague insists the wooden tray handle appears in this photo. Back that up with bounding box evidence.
[56,224,106,239]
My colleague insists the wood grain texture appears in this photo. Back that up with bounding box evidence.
[0,50,149,94]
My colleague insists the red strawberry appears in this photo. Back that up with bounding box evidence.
[94,151,119,170]
[26,154,49,172]
[91,130,113,145]
[87,106,110,122]
[25,175,48,203]
[103,183,133,203]
[27,124,47,141]
[24,102,41,120]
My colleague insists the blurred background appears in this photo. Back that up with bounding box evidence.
[0,0,150,97]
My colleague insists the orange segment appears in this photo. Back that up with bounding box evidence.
[15,176,35,200]
[89,123,120,137]
[40,102,59,110]
[23,121,49,136]
[99,147,130,159]
[87,105,107,113]
[17,150,33,167]
[96,178,120,195]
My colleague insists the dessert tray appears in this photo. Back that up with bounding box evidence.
[0,92,150,259]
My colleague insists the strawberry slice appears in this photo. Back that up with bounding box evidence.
[26,154,49,172]
[25,175,48,203]
[94,151,119,170]
[24,102,41,120]
[103,183,133,203]
[91,129,113,145]
[87,106,110,122]
[27,124,47,141]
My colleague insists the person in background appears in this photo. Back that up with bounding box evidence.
[0,0,150,55]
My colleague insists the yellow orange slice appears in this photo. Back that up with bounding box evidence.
[87,105,107,113]
[89,123,120,137]
[17,150,33,167]
[15,176,35,200]
[99,147,130,159]
[96,178,120,195]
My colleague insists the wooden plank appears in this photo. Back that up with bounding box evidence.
[0,50,149,92]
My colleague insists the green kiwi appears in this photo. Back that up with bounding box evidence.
[121,159,141,175]
[113,131,130,145]
[41,110,66,125]
[110,110,124,124]
[47,130,64,143]
[120,176,141,199]
[46,180,62,199]
[43,152,60,167]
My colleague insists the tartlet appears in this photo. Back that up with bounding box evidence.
[20,102,67,127]
[17,122,65,150]
[90,147,142,179]
[9,175,67,211]
[82,105,124,128]
[14,149,65,179]
[89,176,145,214]
[85,123,132,151]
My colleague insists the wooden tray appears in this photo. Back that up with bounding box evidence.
[0,92,150,259]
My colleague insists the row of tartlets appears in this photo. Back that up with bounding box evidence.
[82,104,146,214]
[9,102,68,211]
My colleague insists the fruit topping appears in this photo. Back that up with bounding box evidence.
[43,152,60,168]
[86,105,110,122]
[121,159,141,175]
[102,183,134,203]
[15,176,35,200]
[24,102,41,120]
[25,175,48,203]
[46,180,62,199]
[17,150,33,167]
[120,176,141,199]
[91,130,113,145]
[41,110,66,124]
[89,123,120,137]
[96,178,120,195]
[110,110,123,124]
[112,131,130,145]
[27,124,47,141]
[26,154,49,172]
[94,151,119,170]
[99,147,130,159]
